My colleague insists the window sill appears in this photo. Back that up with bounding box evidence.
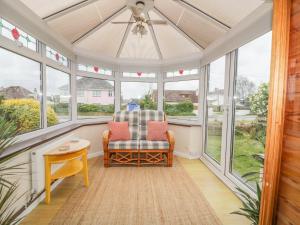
[168,119,202,127]
[1,119,110,159]
[1,117,201,159]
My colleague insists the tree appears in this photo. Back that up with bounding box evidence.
[236,76,256,102]
[249,83,269,148]
[249,83,269,117]
[139,94,157,110]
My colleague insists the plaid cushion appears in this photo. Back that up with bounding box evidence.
[139,140,169,150]
[114,111,139,125]
[140,110,164,126]
[140,110,165,140]
[114,111,139,139]
[108,140,139,150]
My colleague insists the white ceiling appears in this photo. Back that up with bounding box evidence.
[20,0,265,61]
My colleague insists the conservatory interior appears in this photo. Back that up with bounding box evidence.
[0,0,298,225]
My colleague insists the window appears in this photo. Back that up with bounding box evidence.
[0,18,37,51]
[166,68,199,78]
[77,76,114,119]
[77,64,112,76]
[123,72,156,78]
[46,66,71,126]
[46,46,68,67]
[77,90,84,97]
[121,82,157,110]
[0,47,41,134]
[164,80,199,118]
[230,32,272,185]
[92,90,101,97]
[205,56,226,163]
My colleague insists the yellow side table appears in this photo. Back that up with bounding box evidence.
[43,139,90,204]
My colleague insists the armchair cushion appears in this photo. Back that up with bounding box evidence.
[147,121,168,141]
[139,140,169,150]
[108,140,139,150]
[140,110,164,140]
[114,111,139,140]
[108,121,130,141]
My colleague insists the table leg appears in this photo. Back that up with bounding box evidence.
[44,156,51,204]
[82,149,89,187]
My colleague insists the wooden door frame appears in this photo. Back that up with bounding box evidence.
[259,0,291,224]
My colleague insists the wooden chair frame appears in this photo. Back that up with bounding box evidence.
[103,130,175,167]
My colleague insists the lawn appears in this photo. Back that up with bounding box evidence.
[206,134,264,184]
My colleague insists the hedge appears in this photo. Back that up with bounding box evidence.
[78,103,114,114]
[164,100,195,116]
[0,99,58,133]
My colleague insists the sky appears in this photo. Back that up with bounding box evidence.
[209,31,272,92]
[0,32,272,99]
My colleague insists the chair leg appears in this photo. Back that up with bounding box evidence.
[167,152,173,167]
[104,151,110,167]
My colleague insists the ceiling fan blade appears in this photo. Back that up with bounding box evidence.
[111,21,136,24]
[147,20,168,25]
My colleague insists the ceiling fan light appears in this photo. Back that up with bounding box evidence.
[132,25,138,34]
[141,26,147,35]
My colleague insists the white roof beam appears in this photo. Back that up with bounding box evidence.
[172,0,231,30]
[43,0,100,22]
[153,7,204,50]
[116,15,134,58]
[145,12,163,60]
[72,6,127,44]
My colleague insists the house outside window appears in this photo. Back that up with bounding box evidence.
[77,90,84,97]
[92,90,101,97]
[76,76,114,119]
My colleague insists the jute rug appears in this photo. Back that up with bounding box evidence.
[49,157,222,225]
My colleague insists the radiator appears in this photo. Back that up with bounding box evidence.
[30,133,76,195]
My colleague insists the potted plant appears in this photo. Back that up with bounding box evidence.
[0,117,25,225]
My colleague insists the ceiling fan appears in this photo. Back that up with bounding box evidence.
[111,0,167,37]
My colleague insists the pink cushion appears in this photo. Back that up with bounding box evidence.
[108,121,131,141]
[147,121,168,141]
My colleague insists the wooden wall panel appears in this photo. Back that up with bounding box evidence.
[277,0,300,224]
[259,0,291,224]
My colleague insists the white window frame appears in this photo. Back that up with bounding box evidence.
[163,68,203,123]
[201,32,272,197]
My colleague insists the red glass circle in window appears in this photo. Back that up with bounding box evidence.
[11,28,20,40]
[55,53,60,61]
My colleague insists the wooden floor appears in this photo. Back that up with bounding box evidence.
[21,156,249,225]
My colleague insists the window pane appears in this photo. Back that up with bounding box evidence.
[166,68,199,77]
[0,47,41,134]
[164,80,199,119]
[46,67,71,126]
[46,46,68,67]
[123,72,156,78]
[0,18,37,51]
[77,76,114,119]
[121,82,157,110]
[230,32,272,186]
[205,56,226,163]
[77,64,112,76]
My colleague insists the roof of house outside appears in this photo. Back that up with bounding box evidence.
[0,86,33,99]
[60,77,114,91]
[152,90,198,103]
